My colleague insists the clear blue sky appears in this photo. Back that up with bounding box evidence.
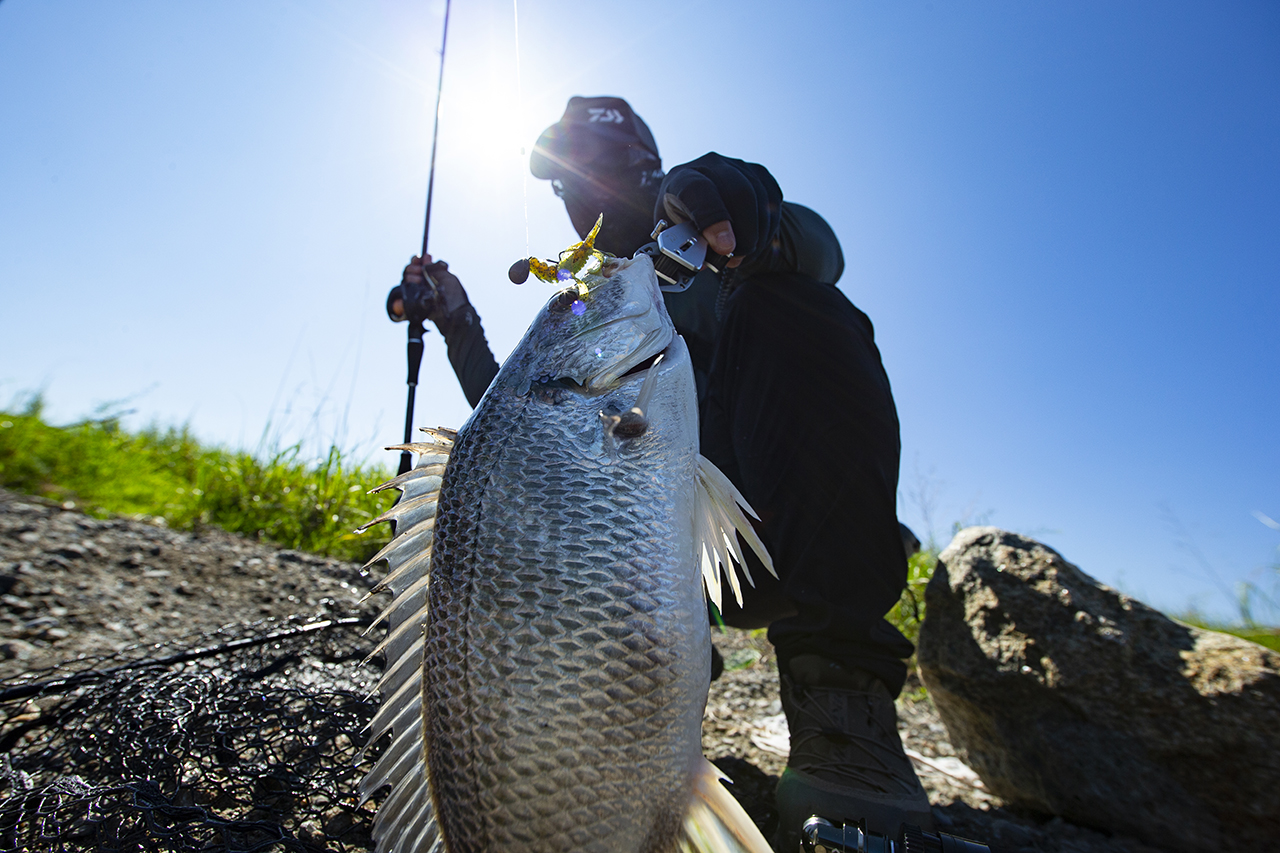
[2,0,1277,622]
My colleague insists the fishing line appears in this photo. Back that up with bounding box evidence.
[420,0,452,259]
[513,0,529,255]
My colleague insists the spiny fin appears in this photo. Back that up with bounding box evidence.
[368,462,447,495]
[358,429,456,853]
[420,425,457,440]
[678,759,774,853]
[694,455,776,609]
[386,442,451,455]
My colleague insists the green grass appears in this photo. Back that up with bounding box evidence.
[1173,615,1280,653]
[8,397,1274,655]
[0,397,396,564]
[888,548,937,647]
[1222,628,1280,652]
[0,395,948,635]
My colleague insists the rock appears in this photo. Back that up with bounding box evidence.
[0,639,35,661]
[917,527,1280,852]
[899,521,922,556]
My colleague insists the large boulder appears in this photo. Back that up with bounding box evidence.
[917,527,1280,852]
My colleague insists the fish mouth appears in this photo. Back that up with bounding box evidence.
[617,331,689,387]
[596,322,675,390]
[539,329,677,396]
[621,350,664,379]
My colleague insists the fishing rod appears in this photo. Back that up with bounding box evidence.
[398,0,453,476]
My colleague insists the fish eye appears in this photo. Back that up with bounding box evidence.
[549,289,578,314]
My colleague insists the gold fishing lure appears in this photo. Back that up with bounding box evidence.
[557,214,605,279]
[509,215,610,297]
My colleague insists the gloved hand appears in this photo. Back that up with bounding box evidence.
[655,153,783,269]
[386,255,472,327]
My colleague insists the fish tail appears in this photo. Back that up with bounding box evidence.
[678,759,774,853]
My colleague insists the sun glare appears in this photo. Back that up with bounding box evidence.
[437,70,529,198]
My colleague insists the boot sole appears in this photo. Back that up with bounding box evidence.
[773,767,933,852]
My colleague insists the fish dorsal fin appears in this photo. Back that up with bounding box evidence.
[694,456,776,610]
[358,427,455,853]
[678,759,775,853]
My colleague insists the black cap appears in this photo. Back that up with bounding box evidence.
[530,96,661,181]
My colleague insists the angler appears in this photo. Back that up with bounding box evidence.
[389,97,932,850]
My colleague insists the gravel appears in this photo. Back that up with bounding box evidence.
[0,488,1171,852]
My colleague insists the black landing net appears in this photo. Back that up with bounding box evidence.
[0,617,386,852]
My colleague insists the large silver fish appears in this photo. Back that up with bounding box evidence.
[359,253,774,853]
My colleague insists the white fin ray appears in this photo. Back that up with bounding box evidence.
[697,498,738,609]
[362,632,423,697]
[363,518,435,570]
[678,759,774,853]
[367,585,429,664]
[720,525,750,588]
[396,808,443,853]
[370,768,418,822]
[360,713,424,800]
[361,677,420,752]
[694,456,776,608]
[699,543,724,611]
[357,486,442,533]
[367,545,434,599]
[368,461,448,495]
[386,441,453,456]
[359,430,454,853]
[421,425,457,441]
[368,572,431,631]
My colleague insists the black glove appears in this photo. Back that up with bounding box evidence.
[655,153,783,264]
[387,257,472,326]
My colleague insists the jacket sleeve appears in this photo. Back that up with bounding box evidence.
[435,305,500,408]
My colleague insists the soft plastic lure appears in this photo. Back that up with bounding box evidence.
[510,214,610,297]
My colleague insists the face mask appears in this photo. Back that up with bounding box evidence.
[557,171,662,258]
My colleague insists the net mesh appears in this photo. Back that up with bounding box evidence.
[0,617,385,852]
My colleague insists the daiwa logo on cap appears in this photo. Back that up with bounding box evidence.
[587,107,625,124]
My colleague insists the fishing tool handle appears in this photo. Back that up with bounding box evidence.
[639,220,732,293]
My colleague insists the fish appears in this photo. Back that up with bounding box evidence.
[358,251,775,853]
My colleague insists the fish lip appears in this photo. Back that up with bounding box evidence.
[608,322,675,381]
[604,330,689,394]
[544,327,679,397]
[581,324,675,393]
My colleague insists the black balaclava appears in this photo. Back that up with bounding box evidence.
[555,169,663,257]
[531,96,664,257]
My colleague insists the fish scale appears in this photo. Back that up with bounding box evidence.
[422,394,515,853]
[425,378,706,853]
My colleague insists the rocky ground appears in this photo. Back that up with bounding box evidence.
[0,488,1170,852]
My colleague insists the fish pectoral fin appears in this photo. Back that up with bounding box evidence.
[694,456,777,609]
[632,352,664,414]
[678,758,774,853]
